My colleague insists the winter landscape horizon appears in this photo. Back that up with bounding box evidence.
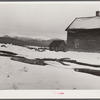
[1,2,100,91]
[1,30,100,90]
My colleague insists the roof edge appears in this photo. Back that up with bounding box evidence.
[75,15,96,19]
[65,18,77,31]
[65,16,98,31]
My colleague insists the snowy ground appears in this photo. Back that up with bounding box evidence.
[0,44,100,89]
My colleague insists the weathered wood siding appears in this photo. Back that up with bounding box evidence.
[67,29,100,52]
[49,42,66,51]
[58,42,66,51]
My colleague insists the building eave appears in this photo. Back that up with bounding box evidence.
[65,16,100,31]
[65,18,77,31]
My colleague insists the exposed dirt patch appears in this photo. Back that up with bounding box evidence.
[11,56,47,66]
[74,68,100,76]
[0,50,17,57]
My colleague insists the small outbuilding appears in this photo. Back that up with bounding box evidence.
[65,11,100,52]
[49,40,66,52]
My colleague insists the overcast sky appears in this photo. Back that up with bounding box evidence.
[0,2,100,40]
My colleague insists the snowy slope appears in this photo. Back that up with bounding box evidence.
[1,56,100,90]
[0,43,100,89]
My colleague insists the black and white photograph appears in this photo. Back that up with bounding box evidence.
[0,1,100,91]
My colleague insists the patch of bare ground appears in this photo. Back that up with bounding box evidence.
[74,68,100,76]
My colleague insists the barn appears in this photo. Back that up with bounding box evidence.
[49,40,66,52]
[65,11,100,52]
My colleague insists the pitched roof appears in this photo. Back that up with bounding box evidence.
[49,40,66,47]
[65,16,100,30]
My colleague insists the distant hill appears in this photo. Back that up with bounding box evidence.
[0,35,63,47]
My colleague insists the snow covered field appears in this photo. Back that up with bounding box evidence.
[0,44,100,89]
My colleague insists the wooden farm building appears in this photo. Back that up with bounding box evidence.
[65,11,100,52]
[49,40,66,52]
